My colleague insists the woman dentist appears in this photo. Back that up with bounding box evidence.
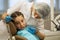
[2,0,35,22]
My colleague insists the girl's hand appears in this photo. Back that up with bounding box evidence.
[2,12,8,20]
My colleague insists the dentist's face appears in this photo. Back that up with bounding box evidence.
[32,9,41,19]
[34,11,41,19]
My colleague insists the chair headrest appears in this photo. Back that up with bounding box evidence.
[8,22,17,36]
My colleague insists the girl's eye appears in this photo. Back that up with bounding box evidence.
[21,20,23,22]
[15,22,20,24]
[16,22,19,24]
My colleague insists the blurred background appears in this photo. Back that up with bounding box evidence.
[0,0,60,14]
[0,0,60,40]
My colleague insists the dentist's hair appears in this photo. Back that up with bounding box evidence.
[34,3,50,18]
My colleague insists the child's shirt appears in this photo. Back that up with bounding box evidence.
[17,25,40,40]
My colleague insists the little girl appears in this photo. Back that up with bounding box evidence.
[9,11,45,40]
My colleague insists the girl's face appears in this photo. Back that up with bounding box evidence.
[15,15,26,29]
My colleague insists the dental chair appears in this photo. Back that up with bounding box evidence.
[1,13,27,40]
[7,21,27,40]
[7,21,45,40]
[2,13,45,40]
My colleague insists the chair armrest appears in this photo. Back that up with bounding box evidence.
[15,35,27,40]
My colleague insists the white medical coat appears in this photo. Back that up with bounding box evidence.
[7,0,33,21]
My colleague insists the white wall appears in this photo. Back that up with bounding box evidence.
[59,0,60,9]
[8,0,19,8]
[0,0,4,10]
[9,0,50,7]
[0,0,8,14]
[35,0,50,6]
[54,0,60,10]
